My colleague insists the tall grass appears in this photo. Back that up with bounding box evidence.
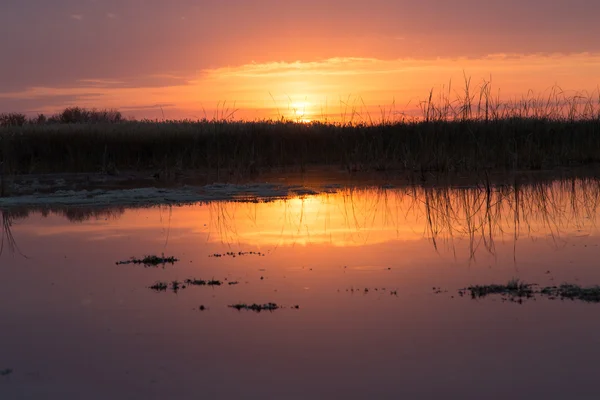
[1,82,600,177]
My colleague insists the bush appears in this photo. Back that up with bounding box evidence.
[29,114,47,125]
[53,107,123,124]
[0,113,26,127]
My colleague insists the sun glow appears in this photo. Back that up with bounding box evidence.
[287,100,314,122]
[4,54,600,121]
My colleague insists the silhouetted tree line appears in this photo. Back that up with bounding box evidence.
[0,107,124,127]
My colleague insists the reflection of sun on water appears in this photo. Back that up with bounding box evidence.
[286,197,324,217]
[26,181,600,260]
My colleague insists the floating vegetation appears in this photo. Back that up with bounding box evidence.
[184,278,207,286]
[149,280,183,293]
[199,305,206,311]
[151,278,226,292]
[228,281,239,285]
[451,280,600,304]
[184,278,222,287]
[149,282,169,292]
[209,251,265,258]
[0,368,13,377]
[540,284,600,303]
[116,254,179,267]
[346,287,389,294]
[465,279,535,300]
[228,303,280,312]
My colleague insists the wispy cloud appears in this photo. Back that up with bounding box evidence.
[70,14,83,21]
[106,13,117,19]
[1,54,599,120]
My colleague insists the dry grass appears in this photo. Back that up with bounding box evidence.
[1,117,599,176]
[0,83,599,181]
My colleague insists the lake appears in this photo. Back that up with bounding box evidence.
[2,175,600,399]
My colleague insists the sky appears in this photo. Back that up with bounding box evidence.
[1,0,600,121]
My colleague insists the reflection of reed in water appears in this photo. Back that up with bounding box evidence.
[407,177,600,260]
[203,177,600,261]
[2,206,126,223]
[3,177,600,261]
[1,207,127,256]
[1,210,24,257]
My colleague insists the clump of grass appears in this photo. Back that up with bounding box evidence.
[228,303,279,312]
[185,278,207,286]
[149,280,186,293]
[116,255,179,267]
[184,278,223,286]
[456,280,600,304]
[466,278,535,299]
[149,282,169,291]
[541,284,600,303]
[209,251,265,258]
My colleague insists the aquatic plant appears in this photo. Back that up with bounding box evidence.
[540,284,600,303]
[185,278,207,286]
[209,251,265,258]
[465,279,535,299]
[228,303,279,312]
[184,278,223,286]
[149,282,169,291]
[116,255,179,266]
[456,280,600,304]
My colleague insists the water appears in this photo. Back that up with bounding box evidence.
[2,178,600,399]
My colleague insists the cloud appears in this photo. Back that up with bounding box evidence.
[106,13,117,19]
[70,14,83,20]
[1,53,600,120]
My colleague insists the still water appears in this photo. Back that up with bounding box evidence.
[2,178,600,399]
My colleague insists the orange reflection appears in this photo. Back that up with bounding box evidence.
[11,179,600,261]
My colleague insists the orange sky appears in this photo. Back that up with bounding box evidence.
[1,0,600,121]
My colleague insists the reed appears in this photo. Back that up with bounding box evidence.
[1,83,599,177]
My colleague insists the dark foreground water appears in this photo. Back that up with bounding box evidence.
[2,178,600,399]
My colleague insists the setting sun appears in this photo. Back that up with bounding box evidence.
[288,100,313,121]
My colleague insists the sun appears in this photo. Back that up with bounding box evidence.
[288,100,313,122]
[289,101,309,114]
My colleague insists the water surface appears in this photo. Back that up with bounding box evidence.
[2,178,600,399]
